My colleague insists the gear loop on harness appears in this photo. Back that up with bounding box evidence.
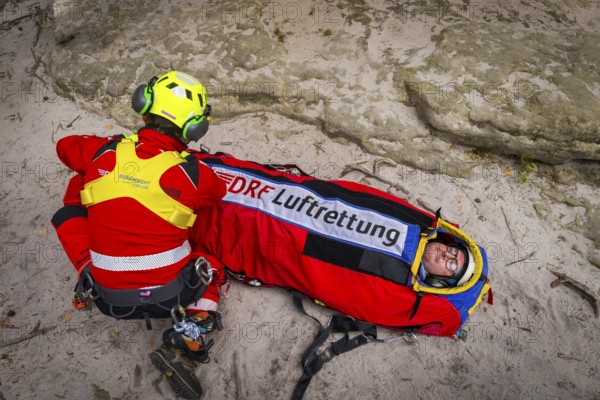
[108,303,137,319]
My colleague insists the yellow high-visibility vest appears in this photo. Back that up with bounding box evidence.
[80,135,196,229]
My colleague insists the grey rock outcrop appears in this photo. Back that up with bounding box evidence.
[402,22,600,164]
[46,0,600,169]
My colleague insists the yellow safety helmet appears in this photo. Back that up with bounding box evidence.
[132,71,211,142]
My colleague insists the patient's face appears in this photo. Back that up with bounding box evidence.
[422,242,465,277]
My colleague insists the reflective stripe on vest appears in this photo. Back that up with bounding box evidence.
[80,135,197,229]
[90,240,191,271]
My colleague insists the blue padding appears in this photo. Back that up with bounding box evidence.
[401,226,422,264]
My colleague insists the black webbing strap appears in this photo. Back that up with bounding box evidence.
[142,308,152,330]
[409,291,424,320]
[291,291,378,400]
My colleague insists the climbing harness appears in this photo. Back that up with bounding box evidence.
[73,257,213,330]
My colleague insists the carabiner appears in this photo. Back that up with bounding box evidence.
[220,281,231,298]
[171,305,186,324]
[247,279,262,287]
[403,332,418,344]
[195,257,214,285]
[385,332,418,344]
[76,270,96,301]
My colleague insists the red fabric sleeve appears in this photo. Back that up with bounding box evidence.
[185,253,227,313]
[195,162,227,209]
[56,135,116,174]
[53,214,90,273]
[63,174,85,206]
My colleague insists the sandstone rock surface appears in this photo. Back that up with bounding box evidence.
[47,0,600,170]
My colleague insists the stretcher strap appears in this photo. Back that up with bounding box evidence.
[291,291,377,400]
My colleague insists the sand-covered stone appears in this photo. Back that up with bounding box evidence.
[404,22,600,164]
[46,0,600,171]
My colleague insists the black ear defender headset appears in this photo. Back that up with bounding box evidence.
[424,274,454,288]
[181,104,211,143]
[131,76,212,143]
[131,76,159,115]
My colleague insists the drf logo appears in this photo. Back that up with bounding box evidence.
[217,172,275,199]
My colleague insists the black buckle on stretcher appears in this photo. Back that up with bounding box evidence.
[320,348,334,363]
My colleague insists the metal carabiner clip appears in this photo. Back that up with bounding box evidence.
[78,270,96,300]
[195,257,214,285]
[220,281,231,298]
[385,332,418,344]
[403,332,418,344]
[171,305,186,325]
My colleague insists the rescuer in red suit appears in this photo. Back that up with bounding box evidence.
[51,71,227,400]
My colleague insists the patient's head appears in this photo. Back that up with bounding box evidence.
[422,241,474,288]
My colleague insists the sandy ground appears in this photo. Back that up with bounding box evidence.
[1,3,600,400]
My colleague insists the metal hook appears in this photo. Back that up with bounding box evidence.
[171,305,185,324]
[79,271,96,300]
[195,257,214,285]
[403,332,418,344]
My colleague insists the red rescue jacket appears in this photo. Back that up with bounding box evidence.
[56,129,226,293]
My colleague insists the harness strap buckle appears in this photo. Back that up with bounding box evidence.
[360,332,376,343]
[321,348,334,363]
